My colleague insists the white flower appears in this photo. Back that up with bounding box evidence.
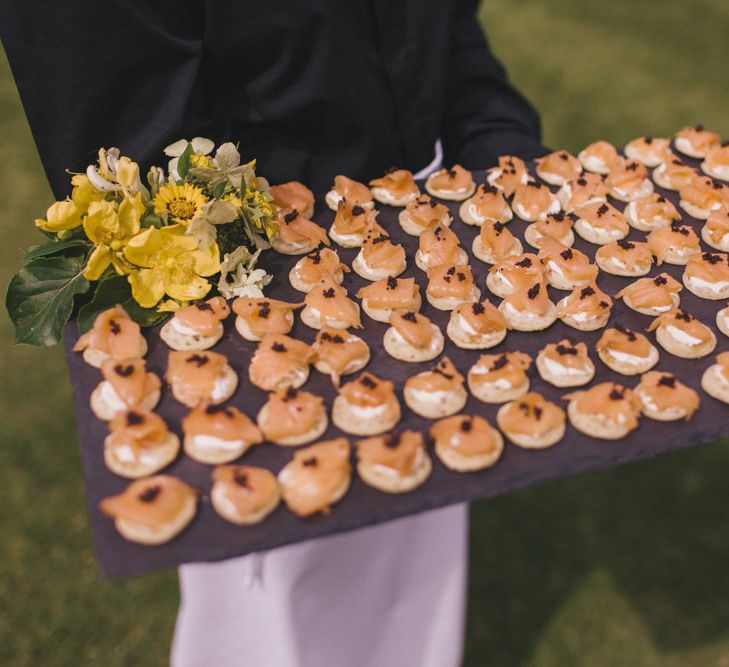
[217,247,272,298]
[164,137,215,181]
[185,199,238,251]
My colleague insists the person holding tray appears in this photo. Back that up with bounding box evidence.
[2,2,546,665]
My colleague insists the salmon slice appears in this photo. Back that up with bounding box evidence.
[389,311,436,348]
[419,224,463,267]
[704,144,729,171]
[606,159,649,194]
[101,358,161,406]
[501,279,551,315]
[657,158,697,190]
[538,237,598,282]
[311,329,369,383]
[174,296,230,336]
[331,175,373,205]
[597,325,654,357]
[406,357,464,392]
[232,297,303,338]
[258,388,324,441]
[575,201,629,233]
[429,415,499,456]
[107,409,169,451]
[212,465,280,515]
[557,283,613,318]
[625,136,672,164]
[270,182,315,216]
[404,195,451,229]
[637,371,699,418]
[466,184,512,220]
[631,193,681,225]
[453,300,506,334]
[615,274,682,310]
[676,125,721,154]
[497,392,565,438]
[647,222,700,263]
[304,277,362,328]
[331,200,381,236]
[359,232,406,271]
[680,175,723,211]
[74,305,145,358]
[276,209,329,246]
[533,212,576,241]
[479,221,518,259]
[294,248,349,285]
[646,309,714,344]
[427,264,476,299]
[579,141,620,171]
[540,340,591,371]
[356,430,424,474]
[427,165,474,192]
[183,405,263,443]
[369,169,419,198]
[560,173,608,210]
[512,182,557,219]
[357,276,420,310]
[564,382,641,426]
[684,252,729,284]
[249,334,312,389]
[339,372,396,408]
[596,239,653,271]
[536,150,582,181]
[166,350,230,407]
[486,155,529,196]
[469,351,531,388]
[489,253,545,288]
[704,205,729,244]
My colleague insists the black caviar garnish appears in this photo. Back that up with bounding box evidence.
[283,387,298,401]
[472,302,485,315]
[302,457,318,467]
[617,239,634,250]
[702,252,722,265]
[271,342,287,352]
[460,419,473,432]
[258,303,271,319]
[401,311,418,323]
[560,248,573,260]
[384,432,400,448]
[360,375,377,389]
[515,257,532,268]
[386,276,398,289]
[609,387,625,400]
[527,283,541,299]
[580,286,595,298]
[654,275,668,286]
[674,311,693,322]
[492,355,509,370]
[196,302,213,312]
[113,363,135,377]
[283,210,298,224]
[597,204,609,216]
[658,375,676,388]
[556,344,577,356]
[322,287,336,298]
[109,319,121,335]
[138,486,161,503]
[187,353,209,367]
[351,205,365,216]
[126,411,144,426]
[614,323,637,341]
[233,471,250,488]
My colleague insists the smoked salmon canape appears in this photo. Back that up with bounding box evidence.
[496,392,566,449]
[485,155,530,197]
[430,415,504,472]
[678,175,724,220]
[403,356,467,419]
[459,184,513,227]
[325,174,375,211]
[624,192,681,232]
[683,251,729,299]
[615,273,682,316]
[289,247,350,294]
[652,156,697,191]
[415,224,469,272]
[90,358,162,421]
[278,438,352,518]
[182,405,264,465]
[647,221,701,266]
[331,372,401,436]
[577,140,621,175]
[537,237,598,290]
[248,334,312,392]
[716,304,729,338]
[73,305,147,368]
[557,172,608,212]
[446,300,507,350]
[301,276,362,330]
[701,142,729,182]
[425,264,481,311]
[232,296,303,342]
[535,340,595,388]
[99,475,198,545]
[356,430,432,494]
[485,253,545,298]
[596,324,659,375]
[634,371,699,422]
[310,328,371,386]
[605,158,654,202]
[166,350,238,408]
[269,181,315,219]
[398,194,453,236]
[511,181,560,222]
[563,382,642,440]
[104,409,180,479]
[702,204,729,251]
[424,164,476,201]
[523,211,576,250]
[647,309,716,359]
[270,208,329,256]
[555,283,613,332]
[674,124,721,159]
[357,276,422,323]
[210,465,281,526]
[624,136,672,167]
[328,200,383,248]
[535,150,582,186]
[383,311,444,363]
[701,351,729,404]
[472,220,523,265]
[572,201,629,245]
[467,351,531,404]
[159,296,230,351]
[352,230,407,281]
[498,280,557,332]
[369,168,420,207]
[595,239,653,277]
[257,387,328,446]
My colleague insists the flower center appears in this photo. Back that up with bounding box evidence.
[168,199,197,220]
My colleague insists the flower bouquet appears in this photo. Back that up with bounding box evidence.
[6,138,278,347]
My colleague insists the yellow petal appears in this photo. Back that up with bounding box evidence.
[116,156,140,189]
[124,227,161,268]
[83,245,112,280]
[165,273,212,303]
[191,242,221,277]
[38,200,83,232]
[128,268,166,308]
[117,193,144,237]
[83,200,118,244]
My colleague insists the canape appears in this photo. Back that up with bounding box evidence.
[563,382,641,440]
[73,305,147,368]
[555,283,613,331]
[160,296,230,351]
[403,357,467,419]
[356,430,432,494]
[647,309,716,359]
[210,465,281,525]
[415,224,469,271]
[289,248,349,293]
[257,388,328,446]
[91,357,161,420]
[467,351,531,403]
[369,168,420,206]
[634,371,699,421]
[232,296,302,341]
[430,414,504,472]
[425,164,476,201]
[398,194,453,235]
[301,277,362,330]
[596,325,659,375]
[383,311,444,362]
[595,239,653,277]
[331,372,401,436]
[182,405,263,465]
[248,333,312,392]
[535,340,595,388]
[446,300,507,349]
[496,392,566,449]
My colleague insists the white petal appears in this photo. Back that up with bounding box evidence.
[86,165,117,192]
[191,137,215,155]
[168,157,181,182]
[164,139,189,157]
[214,143,241,171]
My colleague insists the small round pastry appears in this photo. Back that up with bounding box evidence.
[702,204,729,251]
[232,296,303,341]
[356,430,432,494]
[325,174,375,211]
[535,150,582,186]
[182,405,263,465]
[301,276,362,330]
[104,410,180,479]
[415,224,469,272]
[701,351,729,403]
[459,184,513,226]
[701,142,729,182]
[624,136,672,167]
[524,211,576,250]
[625,192,681,232]
[674,124,721,159]
[683,251,729,299]
[716,303,729,337]
[257,387,328,446]
[383,311,444,362]
[557,172,608,212]
[210,465,281,525]
[596,324,659,375]
[472,220,523,264]
[499,281,557,332]
[425,164,476,201]
[398,194,452,235]
[578,140,620,175]
[536,340,595,388]
[278,438,351,517]
[605,158,653,202]
[289,248,349,293]
[248,334,312,392]
[647,308,716,359]
[73,305,147,368]
[166,350,237,408]
[332,372,401,435]
[352,231,407,281]
[328,200,382,248]
[270,181,315,219]
[446,300,507,349]
[615,273,683,315]
[563,382,642,440]
[425,264,481,311]
[271,208,330,255]
[496,392,566,449]
[485,155,530,196]
[652,156,697,191]
[430,415,504,472]
[369,168,420,207]
[647,221,701,265]
[357,276,421,323]
[511,181,561,222]
[556,283,613,331]
[311,328,370,385]
[573,201,629,245]
[467,351,531,404]
[486,253,545,297]
[595,239,653,277]
[537,237,598,290]
[403,357,467,419]
[160,296,230,351]
[678,175,724,220]
[99,475,197,545]
[634,371,700,422]
[91,358,162,421]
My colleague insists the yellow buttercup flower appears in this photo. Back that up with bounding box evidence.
[35,199,83,233]
[115,156,141,191]
[70,173,105,215]
[153,182,207,225]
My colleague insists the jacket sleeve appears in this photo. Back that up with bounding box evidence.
[1,0,230,199]
[441,0,548,167]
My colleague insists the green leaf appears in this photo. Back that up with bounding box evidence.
[23,238,88,262]
[141,211,165,228]
[177,142,194,180]
[6,251,91,347]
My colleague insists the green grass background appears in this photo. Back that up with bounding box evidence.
[2,1,729,665]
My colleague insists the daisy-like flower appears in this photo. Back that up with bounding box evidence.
[153,182,208,225]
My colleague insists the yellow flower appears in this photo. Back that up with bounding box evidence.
[35,199,83,233]
[115,156,141,190]
[190,153,214,169]
[153,182,207,225]
[70,173,105,215]
[123,225,220,308]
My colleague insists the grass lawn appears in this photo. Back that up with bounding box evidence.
[2,1,729,665]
